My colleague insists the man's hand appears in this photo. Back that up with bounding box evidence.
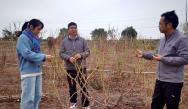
[74,53,82,60]
[45,55,54,61]
[136,49,144,58]
[69,57,76,63]
[153,54,162,61]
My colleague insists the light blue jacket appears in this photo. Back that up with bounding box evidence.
[16,33,45,75]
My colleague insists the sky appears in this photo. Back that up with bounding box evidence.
[0,0,187,39]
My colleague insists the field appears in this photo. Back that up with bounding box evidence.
[0,39,188,109]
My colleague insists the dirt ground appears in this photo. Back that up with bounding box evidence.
[0,40,188,109]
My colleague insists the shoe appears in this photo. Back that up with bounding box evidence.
[82,106,90,109]
[69,103,77,109]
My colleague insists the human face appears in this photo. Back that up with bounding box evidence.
[30,25,43,36]
[68,25,77,37]
[159,17,173,34]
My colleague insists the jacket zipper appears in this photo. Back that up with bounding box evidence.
[73,40,76,52]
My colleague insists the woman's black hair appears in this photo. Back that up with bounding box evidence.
[17,21,29,37]
[21,21,29,32]
[18,19,44,37]
[28,19,44,29]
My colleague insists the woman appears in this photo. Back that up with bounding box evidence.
[16,19,53,109]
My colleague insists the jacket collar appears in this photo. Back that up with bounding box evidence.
[23,28,39,39]
[68,35,79,40]
[165,30,178,41]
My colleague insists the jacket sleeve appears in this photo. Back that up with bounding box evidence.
[143,48,159,60]
[143,52,154,60]
[161,38,188,66]
[80,39,90,59]
[143,40,160,60]
[16,35,45,62]
[59,40,71,61]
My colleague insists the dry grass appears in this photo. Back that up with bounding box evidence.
[0,39,188,109]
